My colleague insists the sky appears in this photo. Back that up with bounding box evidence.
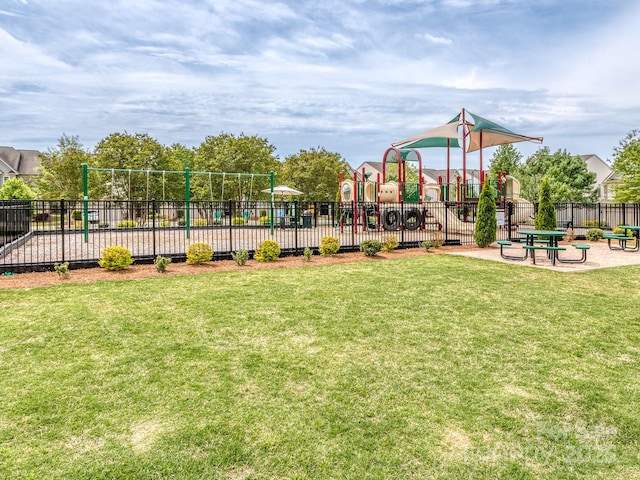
[1,0,639,170]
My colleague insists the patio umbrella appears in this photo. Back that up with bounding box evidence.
[261,185,304,200]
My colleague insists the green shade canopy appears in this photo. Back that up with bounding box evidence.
[466,111,543,152]
[392,114,461,149]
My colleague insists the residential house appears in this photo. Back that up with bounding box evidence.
[579,154,614,202]
[0,146,42,186]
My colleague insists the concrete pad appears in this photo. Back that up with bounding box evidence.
[446,240,640,272]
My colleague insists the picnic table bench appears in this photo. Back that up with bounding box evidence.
[523,244,566,265]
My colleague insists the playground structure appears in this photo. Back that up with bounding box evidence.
[81,164,276,241]
[339,108,542,232]
[339,146,533,233]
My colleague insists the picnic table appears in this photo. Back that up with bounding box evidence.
[604,225,640,252]
[518,229,567,265]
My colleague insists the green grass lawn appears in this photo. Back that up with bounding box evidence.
[1,255,639,479]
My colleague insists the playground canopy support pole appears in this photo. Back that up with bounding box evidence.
[82,163,89,243]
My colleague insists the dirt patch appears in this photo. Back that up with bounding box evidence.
[0,246,478,291]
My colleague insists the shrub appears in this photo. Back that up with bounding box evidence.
[303,247,313,261]
[99,246,133,271]
[534,177,556,231]
[71,209,82,221]
[586,228,604,241]
[177,219,186,226]
[186,242,213,265]
[581,219,608,228]
[259,209,267,217]
[154,255,171,273]
[176,209,185,219]
[232,249,249,266]
[360,239,383,256]
[319,236,340,256]
[159,219,170,227]
[98,222,109,229]
[193,218,208,227]
[259,216,271,225]
[116,219,137,228]
[381,236,399,252]
[430,232,444,248]
[231,217,246,225]
[254,239,281,262]
[474,181,497,248]
[53,261,69,278]
[421,240,432,251]
[613,226,631,236]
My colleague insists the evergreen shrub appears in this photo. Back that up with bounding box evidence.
[186,242,213,264]
[99,246,133,271]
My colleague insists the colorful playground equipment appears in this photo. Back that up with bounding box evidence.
[339,148,532,233]
[339,108,543,233]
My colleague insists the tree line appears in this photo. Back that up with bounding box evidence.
[2,130,640,203]
[4,132,351,202]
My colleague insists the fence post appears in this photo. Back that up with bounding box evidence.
[82,163,89,243]
[60,199,66,263]
[152,199,156,259]
[185,167,191,240]
[507,201,513,241]
[294,200,299,255]
[229,199,234,253]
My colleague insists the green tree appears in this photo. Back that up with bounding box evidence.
[517,147,597,202]
[473,181,497,247]
[488,144,523,178]
[93,132,173,200]
[534,177,556,231]
[34,134,90,200]
[192,133,280,201]
[611,129,640,203]
[0,177,37,200]
[281,147,351,201]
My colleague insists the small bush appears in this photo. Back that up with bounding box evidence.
[186,242,213,265]
[421,240,432,251]
[360,239,383,256]
[586,228,604,241]
[319,236,340,256]
[255,239,281,262]
[232,249,249,266]
[159,219,170,227]
[177,219,186,226]
[193,218,208,227]
[259,216,271,225]
[303,247,313,261]
[54,261,69,278]
[231,217,246,225]
[381,236,399,252]
[98,221,109,229]
[116,219,137,228]
[430,233,444,248]
[154,255,171,273]
[260,209,267,217]
[99,246,133,271]
[581,219,608,228]
[71,210,82,221]
[176,209,185,219]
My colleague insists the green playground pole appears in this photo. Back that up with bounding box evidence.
[269,171,275,236]
[185,167,191,239]
[82,163,89,243]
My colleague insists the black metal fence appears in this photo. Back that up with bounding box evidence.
[1,199,638,273]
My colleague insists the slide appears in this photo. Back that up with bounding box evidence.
[426,202,474,234]
[511,198,535,225]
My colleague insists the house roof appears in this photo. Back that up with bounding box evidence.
[0,147,41,175]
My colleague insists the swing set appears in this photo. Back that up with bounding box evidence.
[80,164,276,242]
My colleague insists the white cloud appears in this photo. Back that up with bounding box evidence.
[419,33,453,45]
